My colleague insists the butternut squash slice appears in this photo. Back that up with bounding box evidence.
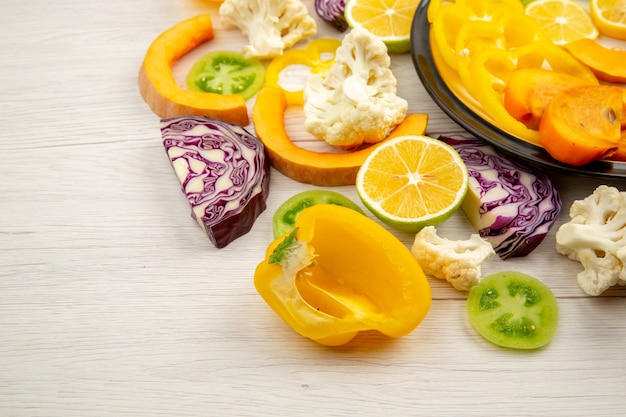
[138,14,249,126]
[539,84,623,166]
[565,39,626,84]
[252,85,428,186]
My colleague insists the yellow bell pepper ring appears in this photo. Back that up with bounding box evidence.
[430,0,525,70]
[455,13,545,102]
[264,38,342,105]
[254,204,432,346]
[467,41,599,144]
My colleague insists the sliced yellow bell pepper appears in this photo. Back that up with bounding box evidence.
[264,38,342,105]
[254,204,432,346]
[431,3,474,70]
[430,0,525,70]
[454,11,546,105]
[429,0,599,145]
[467,41,598,144]
[461,0,525,19]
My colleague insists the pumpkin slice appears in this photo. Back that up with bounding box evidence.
[252,85,428,186]
[138,14,249,126]
[539,84,622,166]
[565,39,626,84]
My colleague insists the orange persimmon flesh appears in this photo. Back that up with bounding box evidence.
[610,130,626,162]
[539,84,623,166]
[252,85,428,186]
[138,14,249,126]
[504,68,597,130]
[623,88,626,129]
[565,39,626,84]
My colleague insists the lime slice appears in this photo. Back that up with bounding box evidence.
[525,0,598,45]
[355,135,469,232]
[344,0,420,53]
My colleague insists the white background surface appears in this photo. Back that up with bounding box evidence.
[1,0,625,416]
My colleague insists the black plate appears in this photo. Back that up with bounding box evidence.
[410,0,626,179]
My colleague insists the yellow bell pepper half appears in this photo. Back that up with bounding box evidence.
[254,204,432,346]
[264,38,342,105]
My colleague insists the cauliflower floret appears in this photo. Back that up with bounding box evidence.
[555,185,626,296]
[303,27,408,149]
[219,0,317,59]
[411,226,495,292]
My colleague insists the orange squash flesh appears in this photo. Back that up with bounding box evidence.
[252,86,428,186]
[138,14,249,126]
[565,39,626,84]
[387,113,429,137]
[504,68,597,130]
[539,85,622,166]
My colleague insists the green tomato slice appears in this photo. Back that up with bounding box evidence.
[186,50,265,100]
[273,190,364,238]
[467,271,559,350]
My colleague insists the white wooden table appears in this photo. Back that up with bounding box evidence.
[1,1,625,416]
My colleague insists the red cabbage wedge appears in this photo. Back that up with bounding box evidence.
[161,116,270,248]
[441,134,561,259]
[315,0,348,32]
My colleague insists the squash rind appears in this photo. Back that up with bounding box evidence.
[252,85,427,186]
[138,14,249,126]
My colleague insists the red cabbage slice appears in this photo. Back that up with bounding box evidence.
[315,0,348,32]
[161,116,270,248]
[441,134,561,259]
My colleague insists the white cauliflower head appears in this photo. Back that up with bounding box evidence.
[411,226,496,292]
[219,0,317,59]
[303,27,408,149]
[556,185,626,296]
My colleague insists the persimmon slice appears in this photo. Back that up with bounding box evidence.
[611,130,626,162]
[504,68,596,130]
[565,39,626,84]
[539,84,622,166]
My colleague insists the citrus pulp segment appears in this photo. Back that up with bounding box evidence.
[525,0,599,45]
[355,135,469,232]
[344,0,420,53]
